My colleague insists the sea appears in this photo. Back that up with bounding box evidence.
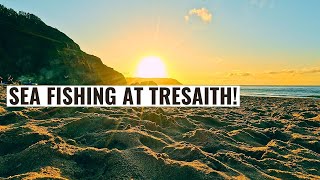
[241,86,320,99]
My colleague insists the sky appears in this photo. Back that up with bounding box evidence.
[1,0,320,85]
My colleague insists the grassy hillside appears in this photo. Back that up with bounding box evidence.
[0,5,126,85]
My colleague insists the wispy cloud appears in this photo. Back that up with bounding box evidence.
[154,16,160,40]
[268,69,296,75]
[249,0,276,8]
[229,72,252,77]
[213,57,224,64]
[267,67,320,75]
[302,68,320,74]
[185,8,212,23]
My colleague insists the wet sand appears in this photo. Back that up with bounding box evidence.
[0,87,319,179]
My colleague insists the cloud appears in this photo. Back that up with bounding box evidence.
[267,67,320,75]
[213,57,224,64]
[302,67,320,74]
[249,0,276,8]
[184,15,190,22]
[268,70,296,75]
[229,72,252,77]
[185,8,212,23]
[224,67,320,78]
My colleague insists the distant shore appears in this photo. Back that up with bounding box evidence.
[241,86,320,99]
[241,94,320,99]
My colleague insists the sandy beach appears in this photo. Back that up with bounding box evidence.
[0,86,319,179]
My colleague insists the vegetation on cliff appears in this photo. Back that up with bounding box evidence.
[0,4,126,85]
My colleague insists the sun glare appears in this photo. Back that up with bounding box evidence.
[135,56,167,78]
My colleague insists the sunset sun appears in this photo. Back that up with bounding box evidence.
[135,56,167,78]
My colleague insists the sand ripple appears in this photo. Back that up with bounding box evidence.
[0,94,319,179]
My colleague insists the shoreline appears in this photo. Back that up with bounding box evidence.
[241,94,320,99]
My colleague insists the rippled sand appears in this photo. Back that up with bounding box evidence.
[0,87,319,179]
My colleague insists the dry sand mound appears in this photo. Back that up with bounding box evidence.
[0,86,319,179]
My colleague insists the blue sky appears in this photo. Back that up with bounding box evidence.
[1,0,320,84]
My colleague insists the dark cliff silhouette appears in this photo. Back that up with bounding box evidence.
[126,78,182,85]
[0,5,126,85]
